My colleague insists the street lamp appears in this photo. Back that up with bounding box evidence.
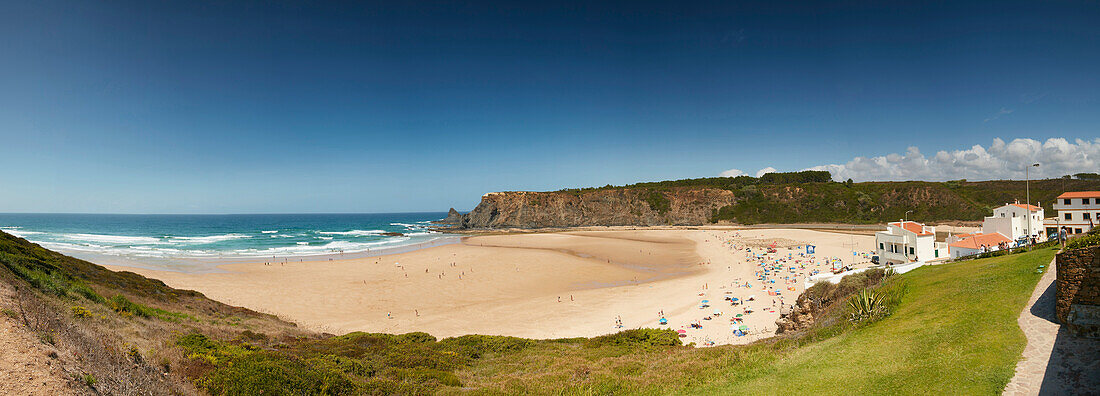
[1026,163,1040,247]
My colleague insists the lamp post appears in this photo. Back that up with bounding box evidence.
[1026,163,1039,247]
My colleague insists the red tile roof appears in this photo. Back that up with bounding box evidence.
[949,233,1011,250]
[1057,191,1100,199]
[1010,203,1042,212]
[889,221,934,236]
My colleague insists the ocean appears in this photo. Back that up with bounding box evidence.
[0,212,454,272]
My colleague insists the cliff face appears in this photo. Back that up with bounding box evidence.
[446,177,1100,230]
[456,188,735,229]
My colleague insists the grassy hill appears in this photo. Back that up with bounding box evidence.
[0,229,1058,394]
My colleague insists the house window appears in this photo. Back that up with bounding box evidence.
[1076,228,1083,234]
[1065,198,1073,205]
[1087,213,1093,220]
[935,249,939,258]
[1012,212,1016,217]
[909,247,915,255]
[1066,213,1073,220]
[879,243,884,250]
[1085,198,1092,205]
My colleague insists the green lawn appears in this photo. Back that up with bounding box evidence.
[679,248,1055,395]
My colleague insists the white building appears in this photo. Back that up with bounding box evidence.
[947,232,1012,259]
[982,202,1045,243]
[875,221,948,265]
[1044,191,1100,237]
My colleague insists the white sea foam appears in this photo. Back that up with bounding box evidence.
[169,234,252,244]
[62,233,164,245]
[317,229,385,236]
[1,228,44,237]
[318,237,334,240]
[227,238,411,257]
[261,230,279,234]
[297,242,309,245]
[391,222,425,229]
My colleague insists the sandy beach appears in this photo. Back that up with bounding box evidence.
[106,228,875,346]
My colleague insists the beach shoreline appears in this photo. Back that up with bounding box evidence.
[104,227,876,346]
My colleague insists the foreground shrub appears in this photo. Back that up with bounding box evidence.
[1067,228,1100,250]
[71,306,93,319]
[847,289,888,322]
[109,295,152,318]
[585,329,681,349]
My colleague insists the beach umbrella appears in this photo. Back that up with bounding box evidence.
[677,329,687,334]
[731,297,739,301]
[701,300,710,304]
[735,314,743,317]
[739,325,749,330]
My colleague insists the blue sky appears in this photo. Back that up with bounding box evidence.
[1,1,1098,213]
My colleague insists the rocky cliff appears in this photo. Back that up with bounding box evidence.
[448,188,735,229]
[441,174,1100,230]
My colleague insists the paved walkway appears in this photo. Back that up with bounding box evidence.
[1004,259,1100,395]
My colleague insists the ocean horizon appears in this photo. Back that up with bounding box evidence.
[0,212,453,270]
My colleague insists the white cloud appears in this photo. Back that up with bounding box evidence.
[803,138,1100,182]
[719,168,745,177]
[755,167,778,177]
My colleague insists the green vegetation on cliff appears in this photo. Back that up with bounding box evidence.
[559,171,1100,225]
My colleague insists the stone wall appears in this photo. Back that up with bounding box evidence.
[1056,245,1100,336]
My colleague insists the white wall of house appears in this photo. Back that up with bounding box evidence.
[982,204,1045,242]
[914,235,936,262]
[951,245,982,259]
[874,222,939,264]
[983,216,1023,240]
[1052,194,1100,235]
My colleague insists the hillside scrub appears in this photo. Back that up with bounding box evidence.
[458,172,1100,228]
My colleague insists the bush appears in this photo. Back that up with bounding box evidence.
[847,289,888,322]
[1066,228,1100,250]
[440,334,532,358]
[109,295,152,318]
[585,329,681,349]
[645,190,671,214]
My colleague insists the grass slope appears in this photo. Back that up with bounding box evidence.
[682,248,1055,395]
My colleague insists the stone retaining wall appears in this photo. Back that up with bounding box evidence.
[1056,245,1100,337]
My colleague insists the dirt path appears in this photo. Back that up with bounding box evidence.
[0,287,78,395]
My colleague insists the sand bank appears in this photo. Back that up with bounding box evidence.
[106,229,874,346]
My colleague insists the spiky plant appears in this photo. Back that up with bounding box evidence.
[848,289,887,322]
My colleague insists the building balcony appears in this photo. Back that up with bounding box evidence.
[1053,202,1100,211]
